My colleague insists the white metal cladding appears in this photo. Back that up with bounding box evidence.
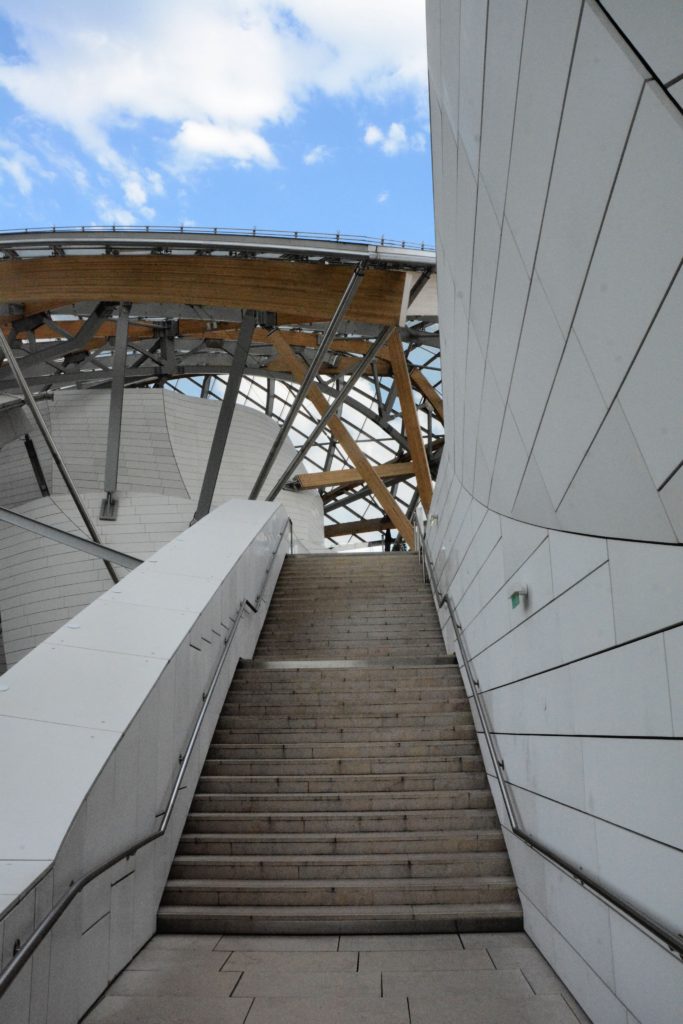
[425,1,683,1022]
[0,391,323,668]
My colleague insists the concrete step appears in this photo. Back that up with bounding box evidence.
[161,876,519,908]
[195,771,488,795]
[253,645,446,658]
[229,676,463,694]
[182,808,500,835]
[169,850,513,881]
[232,664,460,681]
[207,739,477,759]
[176,829,508,858]
[211,724,476,744]
[189,789,493,814]
[201,753,484,775]
[157,900,523,934]
[218,710,470,730]
[224,694,465,714]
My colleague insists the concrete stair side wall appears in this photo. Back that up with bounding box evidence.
[0,499,288,1024]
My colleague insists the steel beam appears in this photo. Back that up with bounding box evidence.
[0,326,120,583]
[249,259,367,499]
[0,505,142,570]
[100,304,130,520]
[264,327,392,501]
[192,312,256,523]
[0,303,115,381]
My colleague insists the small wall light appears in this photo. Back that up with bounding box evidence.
[509,584,528,610]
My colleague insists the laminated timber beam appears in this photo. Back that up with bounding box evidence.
[325,516,392,539]
[387,331,433,512]
[410,366,444,423]
[267,330,415,547]
[0,256,406,326]
[297,460,416,490]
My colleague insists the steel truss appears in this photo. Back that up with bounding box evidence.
[0,230,441,548]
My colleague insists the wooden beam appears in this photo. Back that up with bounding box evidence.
[325,517,391,538]
[269,330,415,547]
[410,367,444,422]
[388,332,433,512]
[298,461,416,490]
[0,256,406,326]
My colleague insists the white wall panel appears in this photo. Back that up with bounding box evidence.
[504,0,582,272]
[557,403,676,542]
[456,0,487,171]
[478,0,526,223]
[600,0,683,84]
[618,269,683,488]
[506,275,566,453]
[0,393,323,668]
[532,332,607,510]
[535,3,645,335]
[485,223,530,404]
[572,83,683,404]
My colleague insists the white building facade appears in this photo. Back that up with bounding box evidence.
[424,2,683,1021]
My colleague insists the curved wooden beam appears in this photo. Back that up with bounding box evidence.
[0,256,406,326]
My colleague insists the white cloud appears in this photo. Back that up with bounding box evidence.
[172,120,278,170]
[377,191,389,204]
[364,121,425,156]
[0,151,32,195]
[0,139,54,195]
[94,197,138,225]
[303,144,330,166]
[0,0,427,204]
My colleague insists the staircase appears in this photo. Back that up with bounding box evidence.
[158,552,521,934]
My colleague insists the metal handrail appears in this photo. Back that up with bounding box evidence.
[413,516,683,960]
[0,224,435,253]
[0,515,292,998]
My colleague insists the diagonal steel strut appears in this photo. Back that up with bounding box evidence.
[249,259,367,499]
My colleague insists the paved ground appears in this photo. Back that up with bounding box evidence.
[83,932,592,1023]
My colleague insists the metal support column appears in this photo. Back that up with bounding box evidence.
[249,259,367,499]
[100,303,130,520]
[0,327,120,583]
[192,312,257,523]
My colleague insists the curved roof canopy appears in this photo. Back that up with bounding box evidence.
[0,229,442,546]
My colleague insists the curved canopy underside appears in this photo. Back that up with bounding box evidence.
[0,230,442,547]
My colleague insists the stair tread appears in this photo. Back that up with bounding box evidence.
[158,901,522,918]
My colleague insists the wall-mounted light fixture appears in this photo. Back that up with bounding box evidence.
[509,584,528,610]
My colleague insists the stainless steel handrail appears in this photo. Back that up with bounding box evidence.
[413,516,683,960]
[0,515,292,998]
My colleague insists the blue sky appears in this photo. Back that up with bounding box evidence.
[0,1,434,246]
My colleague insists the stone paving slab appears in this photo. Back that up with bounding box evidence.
[85,994,253,1024]
[215,934,339,951]
[82,931,593,1024]
[108,967,242,997]
[382,966,534,998]
[408,991,581,1024]
[232,968,381,998]
[339,932,465,950]
[358,948,492,972]
[223,950,358,972]
[246,994,410,1024]
[126,947,231,971]
[459,929,535,948]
